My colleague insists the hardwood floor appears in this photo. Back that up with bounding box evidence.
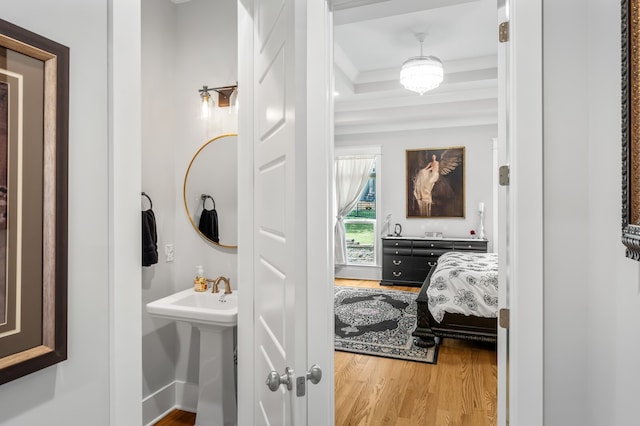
[155,279,497,425]
[153,409,196,426]
[334,279,497,426]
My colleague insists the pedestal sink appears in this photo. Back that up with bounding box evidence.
[146,288,238,426]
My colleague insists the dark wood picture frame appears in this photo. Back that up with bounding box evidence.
[0,18,68,385]
[622,0,640,259]
[406,147,465,218]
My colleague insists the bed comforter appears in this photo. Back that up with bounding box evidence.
[426,251,499,323]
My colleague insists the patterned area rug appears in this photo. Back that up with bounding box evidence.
[334,286,438,364]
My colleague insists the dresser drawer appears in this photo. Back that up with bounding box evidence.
[383,246,412,256]
[383,255,434,270]
[382,266,431,283]
[383,239,412,248]
[453,240,488,251]
[412,248,450,257]
[382,255,434,284]
[413,240,454,250]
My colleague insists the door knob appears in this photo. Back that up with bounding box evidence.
[296,364,323,396]
[266,366,293,392]
[306,364,322,384]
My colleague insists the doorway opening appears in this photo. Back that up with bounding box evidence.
[332,0,499,423]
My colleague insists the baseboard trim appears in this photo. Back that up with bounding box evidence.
[335,264,381,280]
[143,380,198,426]
[175,381,199,412]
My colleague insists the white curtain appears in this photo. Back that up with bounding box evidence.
[334,156,375,265]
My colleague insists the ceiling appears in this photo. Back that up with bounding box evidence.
[333,0,498,136]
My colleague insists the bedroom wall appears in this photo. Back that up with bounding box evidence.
[141,0,238,422]
[335,124,497,277]
[544,0,640,424]
[0,1,112,424]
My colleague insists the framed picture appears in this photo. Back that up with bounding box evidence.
[622,0,640,259]
[407,147,465,218]
[0,19,68,385]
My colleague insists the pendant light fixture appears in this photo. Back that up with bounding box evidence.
[400,33,443,95]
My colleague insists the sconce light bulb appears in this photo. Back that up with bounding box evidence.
[200,92,212,120]
[229,88,239,115]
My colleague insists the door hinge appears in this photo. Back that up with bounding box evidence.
[499,308,510,329]
[499,165,510,186]
[499,21,509,43]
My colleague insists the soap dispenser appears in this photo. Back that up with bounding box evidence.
[194,265,207,292]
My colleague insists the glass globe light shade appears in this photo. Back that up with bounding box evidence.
[399,55,444,95]
[200,91,213,120]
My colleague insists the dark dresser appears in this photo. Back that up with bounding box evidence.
[380,236,488,287]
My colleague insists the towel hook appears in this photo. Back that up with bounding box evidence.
[201,194,216,210]
[141,192,153,210]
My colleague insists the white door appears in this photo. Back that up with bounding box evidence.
[237,0,333,424]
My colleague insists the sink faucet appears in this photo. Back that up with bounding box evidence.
[211,276,232,294]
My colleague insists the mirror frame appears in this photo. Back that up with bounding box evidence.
[183,133,238,249]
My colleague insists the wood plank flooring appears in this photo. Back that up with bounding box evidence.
[153,409,196,425]
[155,279,497,426]
[334,279,497,426]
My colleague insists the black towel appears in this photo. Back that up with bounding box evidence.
[198,208,219,243]
[142,209,158,266]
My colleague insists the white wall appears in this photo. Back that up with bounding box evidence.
[335,125,497,274]
[544,0,640,425]
[543,1,589,423]
[586,1,625,423]
[141,0,238,422]
[0,1,112,424]
[172,0,238,294]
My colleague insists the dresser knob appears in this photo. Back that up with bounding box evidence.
[393,271,402,277]
[430,243,434,247]
[428,262,436,267]
[395,251,399,254]
[393,260,402,266]
[430,252,434,256]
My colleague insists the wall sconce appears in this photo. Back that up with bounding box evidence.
[198,84,238,120]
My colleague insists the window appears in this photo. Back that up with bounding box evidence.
[344,163,376,265]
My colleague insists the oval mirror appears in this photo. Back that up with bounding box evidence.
[183,133,238,248]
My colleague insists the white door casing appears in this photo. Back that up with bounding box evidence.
[109,0,143,424]
[498,0,544,424]
[238,0,544,425]
[496,1,509,424]
[304,0,335,422]
[237,0,333,424]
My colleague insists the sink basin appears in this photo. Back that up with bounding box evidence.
[146,288,237,328]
